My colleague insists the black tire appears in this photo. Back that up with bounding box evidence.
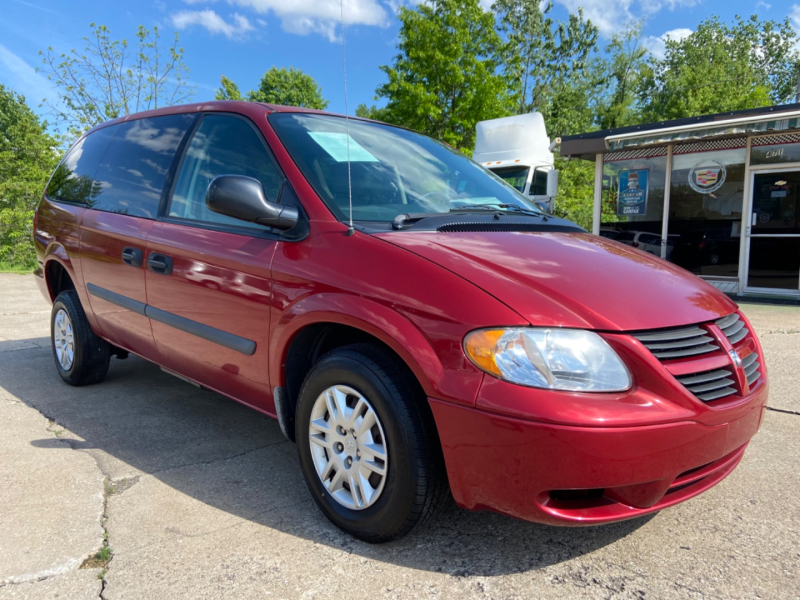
[51,290,111,386]
[295,343,448,543]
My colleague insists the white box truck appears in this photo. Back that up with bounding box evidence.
[473,113,558,211]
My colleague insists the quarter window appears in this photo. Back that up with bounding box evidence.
[169,115,283,229]
[46,126,116,205]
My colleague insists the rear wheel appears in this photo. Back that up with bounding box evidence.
[295,344,447,543]
[51,290,110,386]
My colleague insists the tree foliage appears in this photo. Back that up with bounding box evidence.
[39,23,195,139]
[355,104,390,121]
[215,75,243,101]
[376,0,511,151]
[0,85,58,270]
[594,25,649,130]
[493,0,597,118]
[640,15,800,121]
[247,67,328,109]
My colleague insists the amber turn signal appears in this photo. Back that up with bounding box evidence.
[463,329,506,376]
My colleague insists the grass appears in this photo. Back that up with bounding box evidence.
[0,261,34,274]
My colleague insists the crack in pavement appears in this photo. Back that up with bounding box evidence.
[0,417,105,592]
[766,406,800,416]
[148,440,289,476]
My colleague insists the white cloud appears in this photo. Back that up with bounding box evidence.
[0,43,60,109]
[642,27,693,59]
[225,0,389,42]
[791,4,800,51]
[554,0,699,37]
[171,9,254,40]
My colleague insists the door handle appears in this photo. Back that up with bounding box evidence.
[121,247,143,267]
[147,253,174,275]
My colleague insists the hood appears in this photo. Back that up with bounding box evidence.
[375,230,737,331]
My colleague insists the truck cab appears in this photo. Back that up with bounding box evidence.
[473,113,558,211]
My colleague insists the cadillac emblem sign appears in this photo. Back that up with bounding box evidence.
[689,160,726,194]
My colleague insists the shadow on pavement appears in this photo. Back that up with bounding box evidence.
[2,339,651,576]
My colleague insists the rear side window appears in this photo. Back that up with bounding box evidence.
[92,115,195,218]
[168,114,283,230]
[46,127,116,204]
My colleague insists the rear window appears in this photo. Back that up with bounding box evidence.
[92,115,195,218]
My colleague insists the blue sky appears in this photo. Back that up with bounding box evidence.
[1,0,799,133]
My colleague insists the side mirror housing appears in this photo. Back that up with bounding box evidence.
[546,169,559,198]
[206,175,299,231]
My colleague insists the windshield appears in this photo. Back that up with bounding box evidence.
[269,113,543,223]
[491,166,529,193]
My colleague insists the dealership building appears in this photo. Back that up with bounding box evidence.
[560,102,800,299]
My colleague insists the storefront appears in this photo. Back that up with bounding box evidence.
[561,103,800,298]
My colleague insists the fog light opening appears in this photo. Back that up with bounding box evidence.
[548,488,605,502]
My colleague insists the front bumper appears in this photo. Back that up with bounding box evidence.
[429,379,767,526]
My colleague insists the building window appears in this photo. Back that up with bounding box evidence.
[668,146,746,277]
[751,138,800,166]
[600,156,667,259]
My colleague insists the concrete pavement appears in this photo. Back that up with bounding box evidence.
[0,273,798,599]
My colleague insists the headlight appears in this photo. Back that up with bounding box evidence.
[464,328,631,392]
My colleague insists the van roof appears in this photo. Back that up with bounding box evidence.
[81,100,380,137]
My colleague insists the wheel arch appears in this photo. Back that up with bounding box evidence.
[43,248,77,302]
[271,294,447,440]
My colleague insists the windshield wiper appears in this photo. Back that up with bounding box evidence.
[450,204,547,220]
[392,212,448,230]
[393,204,548,230]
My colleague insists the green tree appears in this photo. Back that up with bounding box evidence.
[593,25,649,130]
[493,0,598,119]
[215,75,242,101]
[247,67,328,109]
[376,0,511,151]
[641,15,800,121]
[39,23,195,139]
[355,103,389,121]
[0,85,59,271]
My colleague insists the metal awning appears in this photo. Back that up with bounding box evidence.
[606,110,800,151]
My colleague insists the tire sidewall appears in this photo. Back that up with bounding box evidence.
[296,355,419,538]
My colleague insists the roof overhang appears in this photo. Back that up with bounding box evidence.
[606,109,800,151]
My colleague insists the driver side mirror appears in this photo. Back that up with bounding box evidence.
[534,200,552,214]
[206,175,299,231]
[546,169,559,198]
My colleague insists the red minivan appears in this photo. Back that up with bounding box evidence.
[34,101,768,542]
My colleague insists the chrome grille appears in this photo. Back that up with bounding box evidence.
[675,368,737,402]
[633,326,718,360]
[717,313,748,345]
[742,352,761,386]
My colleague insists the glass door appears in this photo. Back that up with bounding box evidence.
[746,170,800,292]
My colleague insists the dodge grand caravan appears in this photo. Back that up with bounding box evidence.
[34,101,768,542]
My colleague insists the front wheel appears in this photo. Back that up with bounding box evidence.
[51,290,111,386]
[295,344,448,543]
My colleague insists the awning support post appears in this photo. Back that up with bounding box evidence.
[592,154,603,235]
